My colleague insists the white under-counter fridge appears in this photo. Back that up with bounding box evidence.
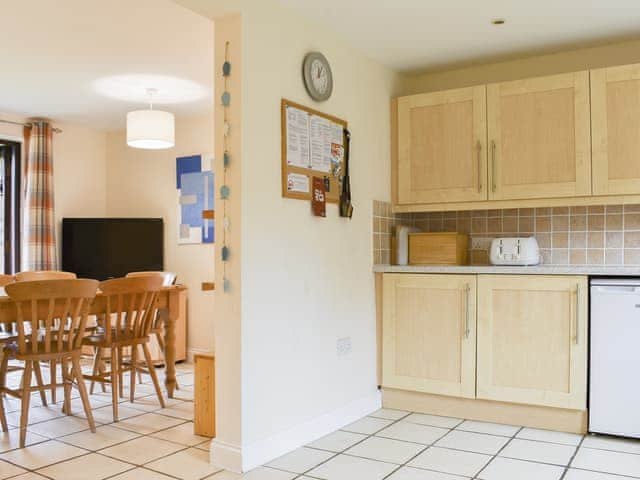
[590,278,640,438]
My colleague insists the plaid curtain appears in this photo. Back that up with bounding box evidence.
[22,121,57,270]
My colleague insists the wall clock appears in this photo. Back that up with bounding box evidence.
[303,52,333,102]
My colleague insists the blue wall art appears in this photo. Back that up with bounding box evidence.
[176,154,214,244]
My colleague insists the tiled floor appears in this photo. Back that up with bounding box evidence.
[0,360,219,480]
[226,408,640,480]
[3,373,640,480]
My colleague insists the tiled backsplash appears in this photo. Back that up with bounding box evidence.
[373,200,640,266]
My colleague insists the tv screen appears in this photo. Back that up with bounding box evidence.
[62,218,163,280]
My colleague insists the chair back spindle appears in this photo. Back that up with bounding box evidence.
[4,279,99,357]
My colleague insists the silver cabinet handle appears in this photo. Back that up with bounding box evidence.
[476,141,482,193]
[491,140,497,193]
[464,284,471,339]
[574,284,580,345]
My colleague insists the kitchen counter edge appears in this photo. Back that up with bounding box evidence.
[373,264,640,276]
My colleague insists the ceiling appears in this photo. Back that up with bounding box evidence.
[277,0,640,72]
[0,0,213,130]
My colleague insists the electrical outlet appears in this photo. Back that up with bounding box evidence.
[471,237,494,250]
[337,337,352,356]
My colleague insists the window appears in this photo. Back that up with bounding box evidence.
[0,140,21,274]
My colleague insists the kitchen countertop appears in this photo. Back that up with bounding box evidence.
[373,264,640,276]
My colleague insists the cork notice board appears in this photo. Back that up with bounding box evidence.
[281,98,347,203]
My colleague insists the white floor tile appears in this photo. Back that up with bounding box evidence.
[369,408,410,421]
[0,459,26,479]
[516,427,583,446]
[478,457,564,480]
[582,434,640,454]
[27,416,97,439]
[266,446,333,474]
[346,436,424,464]
[157,401,194,421]
[207,467,296,479]
[564,469,630,479]
[150,421,209,446]
[308,453,397,480]
[100,435,183,465]
[110,412,184,434]
[83,405,142,423]
[10,473,50,480]
[6,406,64,427]
[0,429,48,453]
[0,440,88,470]
[403,413,463,429]
[145,448,221,480]
[109,467,177,479]
[341,417,393,435]
[307,430,367,452]
[499,438,576,465]
[387,466,470,480]
[456,420,519,437]
[409,446,491,477]
[572,447,640,477]
[36,453,131,480]
[58,424,140,450]
[435,430,509,455]
[377,422,449,445]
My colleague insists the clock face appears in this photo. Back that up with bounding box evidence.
[303,52,333,101]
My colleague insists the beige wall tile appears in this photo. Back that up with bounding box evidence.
[471,217,488,234]
[605,249,623,265]
[606,214,623,231]
[535,207,551,216]
[606,205,623,213]
[487,217,502,233]
[624,204,640,213]
[553,207,569,215]
[535,216,551,232]
[503,216,518,233]
[588,205,605,214]
[552,232,568,248]
[570,215,587,231]
[569,232,586,249]
[536,233,552,248]
[552,249,568,265]
[624,231,640,248]
[624,249,640,264]
[570,206,586,215]
[588,231,605,248]
[588,249,605,265]
[552,215,569,232]
[606,232,623,248]
[569,249,586,265]
[624,213,640,230]
[518,217,533,233]
[588,214,604,231]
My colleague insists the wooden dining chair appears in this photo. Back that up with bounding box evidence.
[0,279,99,447]
[15,271,76,282]
[83,276,165,421]
[14,271,77,404]
[125,271,177,388]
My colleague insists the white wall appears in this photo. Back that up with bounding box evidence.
[0,112,108,265]
[105,114,215,356]
[238,1,401,467]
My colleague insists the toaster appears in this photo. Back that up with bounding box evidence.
[490,237,541,266]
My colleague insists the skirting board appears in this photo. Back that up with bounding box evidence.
[383,388,587,434]
[213,390,382,473]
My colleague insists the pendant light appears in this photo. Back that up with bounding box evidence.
[127,88,175,149]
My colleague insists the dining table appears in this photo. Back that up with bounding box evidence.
[0,284,187,398]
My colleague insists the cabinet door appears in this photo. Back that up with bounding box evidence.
[382,274,476,398]
[477,275,588,410]
[592,63,640,195]
[396,86,487,204]
[487,72,591,200]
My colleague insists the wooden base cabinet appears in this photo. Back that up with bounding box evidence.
[382,274,477,399]
[476,275,588,410]
[194,353,215,437]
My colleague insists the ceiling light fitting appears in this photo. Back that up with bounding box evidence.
[126,88,175,150]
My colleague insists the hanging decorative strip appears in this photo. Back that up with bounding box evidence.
[221,41,232,293]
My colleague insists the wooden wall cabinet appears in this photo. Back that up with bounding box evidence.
[476,275,588,410]
[395,86,487,205]
[487,72,592,200]
[382,274,477,398]
[591,63,640,195]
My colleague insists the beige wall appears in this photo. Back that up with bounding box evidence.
[105,113,215,356]
[0,112,108,265]
[402,38,640,94]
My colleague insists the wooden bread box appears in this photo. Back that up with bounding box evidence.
[408,232,469,265]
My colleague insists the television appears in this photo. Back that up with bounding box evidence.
[62,218,163,280]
